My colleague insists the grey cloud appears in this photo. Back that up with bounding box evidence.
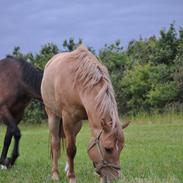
[0,0,182,57]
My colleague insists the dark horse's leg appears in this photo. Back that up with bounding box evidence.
[0,127,13,167]
[0,107,21,168]
[3,125,21,167]
[10,125,21,166]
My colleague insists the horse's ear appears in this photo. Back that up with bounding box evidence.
[101,119,111,132]
[122,120,131,129]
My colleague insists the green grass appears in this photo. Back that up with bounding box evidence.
[128,111,183,124]
[0,116,183,183]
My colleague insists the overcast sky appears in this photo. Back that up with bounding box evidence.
[0,0,182,57]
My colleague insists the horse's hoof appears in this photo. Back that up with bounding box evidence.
[64,161,69,173]
[0,158,12,169]
[0,164,7,170]
[4,158,12,168]
[69,178,76,183]
[52,172,59,181]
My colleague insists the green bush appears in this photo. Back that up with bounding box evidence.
[147,82,177,107]
[23,100,45,124]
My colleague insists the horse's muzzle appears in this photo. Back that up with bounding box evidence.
[95,163,121,182]
[100,170,121,183]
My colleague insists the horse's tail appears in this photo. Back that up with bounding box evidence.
[50,118,66,159]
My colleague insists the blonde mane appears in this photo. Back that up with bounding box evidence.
[73,45,119,127]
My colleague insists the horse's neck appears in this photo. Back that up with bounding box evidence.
[80,87,112,135]
[84,103,111,137]
[86,103,119,137]
[80,96,98,135]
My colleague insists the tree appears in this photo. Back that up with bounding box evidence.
[7,23,183,120]
[99,41,129,113]
[63,38,82,51]
[154,23,178,65]
[32,43,59,69]
[63,37,96,54]
[173,28,183,102]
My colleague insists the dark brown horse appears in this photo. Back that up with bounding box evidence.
[0,56,42,168]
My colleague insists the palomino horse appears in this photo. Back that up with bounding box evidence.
[0,56,42,168]
[41,45,128,183]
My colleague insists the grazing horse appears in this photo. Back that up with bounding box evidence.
[0,56,42,168]
[41,45,128,183]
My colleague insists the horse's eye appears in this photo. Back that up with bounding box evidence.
[105,148,113,154]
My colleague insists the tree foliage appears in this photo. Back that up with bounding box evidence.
[99,23,183,114]
[8,24,183,122]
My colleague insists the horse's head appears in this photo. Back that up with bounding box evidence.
[88,119,129,182]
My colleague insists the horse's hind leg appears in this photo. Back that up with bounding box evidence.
[62,112,82,183]
[0,127,13,167]
[10,122,21,166]
[46,107,60,180]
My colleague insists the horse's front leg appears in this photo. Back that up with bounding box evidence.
[63,114,82,183]
[66,135,76,183]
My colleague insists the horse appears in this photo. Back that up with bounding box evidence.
[41,45,128,183]
[0,56,43,168]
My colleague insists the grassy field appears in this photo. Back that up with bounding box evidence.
[0,115,183,183]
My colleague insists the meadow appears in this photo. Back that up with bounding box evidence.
[0,113,182,183]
